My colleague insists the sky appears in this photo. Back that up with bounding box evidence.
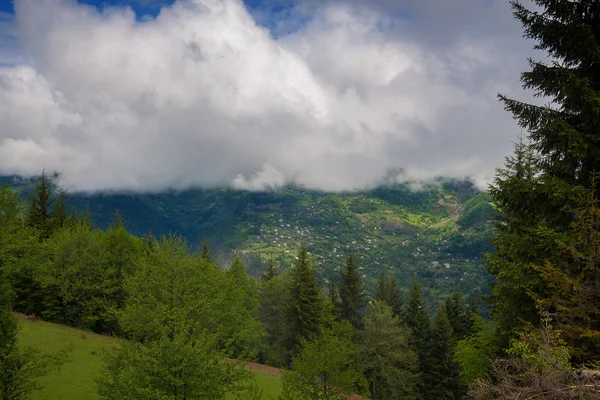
[0,0,539,193]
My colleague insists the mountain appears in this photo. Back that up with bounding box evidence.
[5,175,495,304]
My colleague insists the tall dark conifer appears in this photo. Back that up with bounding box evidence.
[25,171,56,240]
[286,244,324,355]
[339,255,367,329]
[428,305,463,400]
[404,280,431,399]
[374,271,403,318]
[489,0,600,359]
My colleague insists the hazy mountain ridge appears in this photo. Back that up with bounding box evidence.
[4,176,495,303]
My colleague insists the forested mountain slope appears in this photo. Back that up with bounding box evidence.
[4,175,495,303]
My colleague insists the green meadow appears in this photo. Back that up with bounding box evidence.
[17,318,282,400]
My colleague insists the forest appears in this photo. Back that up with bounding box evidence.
[3,0,600,399]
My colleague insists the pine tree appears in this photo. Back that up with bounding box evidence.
[339,255,367,329]
[489,0,600,356]
[25,171,56,240]
[374,271,403,318]
[286,244,324,357]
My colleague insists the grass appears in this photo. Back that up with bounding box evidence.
[18,318,120,400]
[17,318,282,400]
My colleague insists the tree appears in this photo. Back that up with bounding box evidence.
[98,235,249,399]
[50,190,68,230]
[404,280,431,398]
[261,259,280,283]
[374,271,403,318]
[361,301,419,400]
[25,171,56,240]
[285,244,325,356]
[259,272,291,366]
[0,184,38,311]
[283,321,365,400]
[339,255,367,329]
[455,315,498,386]
[470,315,598,400]
[225,257,263,359]
[444,292,472,341]
[200,236,213,263]
[427,305,463,400]
[0,282,69,399]
[489,0,600,359]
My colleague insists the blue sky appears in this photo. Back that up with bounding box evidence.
[0,0,536,192]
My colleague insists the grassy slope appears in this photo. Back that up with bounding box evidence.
[17,318,282,400]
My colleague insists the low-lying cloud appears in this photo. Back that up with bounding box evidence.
[0,0,533,192]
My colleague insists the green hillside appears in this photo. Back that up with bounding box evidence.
[17,318,283,400]
[5,176,496,304]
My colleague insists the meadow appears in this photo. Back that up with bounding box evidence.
[17,317,283,400]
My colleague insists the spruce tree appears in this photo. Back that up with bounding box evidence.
[261,260,280,283]
[404,280,431,399]
[200,237,213,263]
[25,171,55,240]
[50,190,67,230]
[339,255,367,329]
[286,244,324,356]
[374,271,403,318]
[428,306,463,400]
[489,0,600,356]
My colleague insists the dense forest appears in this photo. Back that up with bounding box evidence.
[3,0,600,399]
[2,174,495,306]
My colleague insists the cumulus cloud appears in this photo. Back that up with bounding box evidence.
[0,0,534,192]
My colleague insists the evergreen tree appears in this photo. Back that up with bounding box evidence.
[50,190,68,230]
[489,0,600,360]
[428,305,463,400]
[339,255,367,329]
[258,272,290,366]
[25,171,56,240]
[200,236,213,263]
[285,244,324,357]
[444,292,471,341]
[404,280,431,399]
[329,282,341,319]
[361,301,419,400]
[374,271,403,318]
[260,259,280,283]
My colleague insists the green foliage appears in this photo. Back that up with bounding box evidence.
[404,280,432,399]
[469,315,599,400]
[427,305,463,399]
[97,235,252,399]
[455,315,497,386]
[25,171,56,240]
[361,301,419,400]
[283,321,365,400]
[0,286,70,400]
[338,255,367,329]
[259,273,291,366]
[374,272,403,318]
[489,0,600,363]
[98,336,245,400]
[285,244,325,356]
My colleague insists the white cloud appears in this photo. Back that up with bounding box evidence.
[0,0,533,192]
